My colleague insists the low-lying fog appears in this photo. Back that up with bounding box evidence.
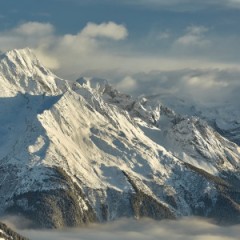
[5,217,240,240]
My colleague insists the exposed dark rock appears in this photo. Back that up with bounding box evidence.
[6,167,97,229]
[122,171,176,220]
[184,162,240,224]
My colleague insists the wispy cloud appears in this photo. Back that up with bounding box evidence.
[14,22,54,36]
[0,22,58,69]
[0,21,128,76]
[113,69,240,107]
[116,76,137,91]
[18,218,240,240]
[80,22,128,40]
[175,26,210,47]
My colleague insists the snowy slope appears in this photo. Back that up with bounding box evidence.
[0,49,239,228]
[148,93,240,146]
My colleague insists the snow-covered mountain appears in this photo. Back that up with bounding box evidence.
[147,93,240,146]
[0,48,240,228]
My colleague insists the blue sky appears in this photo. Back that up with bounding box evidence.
[1,0,240,103]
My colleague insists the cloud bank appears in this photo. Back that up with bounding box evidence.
[0,21,239,109]
[0,21,129,78]
[96,68,240,109]
[18,218,240,240]
[0,21,239,81]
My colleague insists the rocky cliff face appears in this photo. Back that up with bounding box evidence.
[0,49,239,228]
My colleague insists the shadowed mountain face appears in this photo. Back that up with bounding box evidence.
[0,48,240,228]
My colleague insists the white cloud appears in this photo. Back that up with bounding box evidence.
[184,73,229,89]
[33,48,60,70]
[80,22,128,40]
[107,69,240,108]
[0,21,239,85]
[0,21,128,73]
[0,20,239,124]
[117,76,137,91]
[53,21,128,58]
[14,22,54,36]
[0,22,54,49]
[175,25,210,46]
[0,22,58,69]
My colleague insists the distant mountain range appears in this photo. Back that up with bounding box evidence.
[0,48,239,228]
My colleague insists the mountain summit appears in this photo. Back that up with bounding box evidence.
[0,48,67,97]
[0,48,239,228]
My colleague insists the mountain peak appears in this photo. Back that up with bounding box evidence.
[1,48,39,65]
[3,47,34,57]
[77,76,108,89]
[0,48,66,97]
[0,48,48,74]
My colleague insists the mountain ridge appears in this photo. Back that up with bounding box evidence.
[0,48,239,228]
